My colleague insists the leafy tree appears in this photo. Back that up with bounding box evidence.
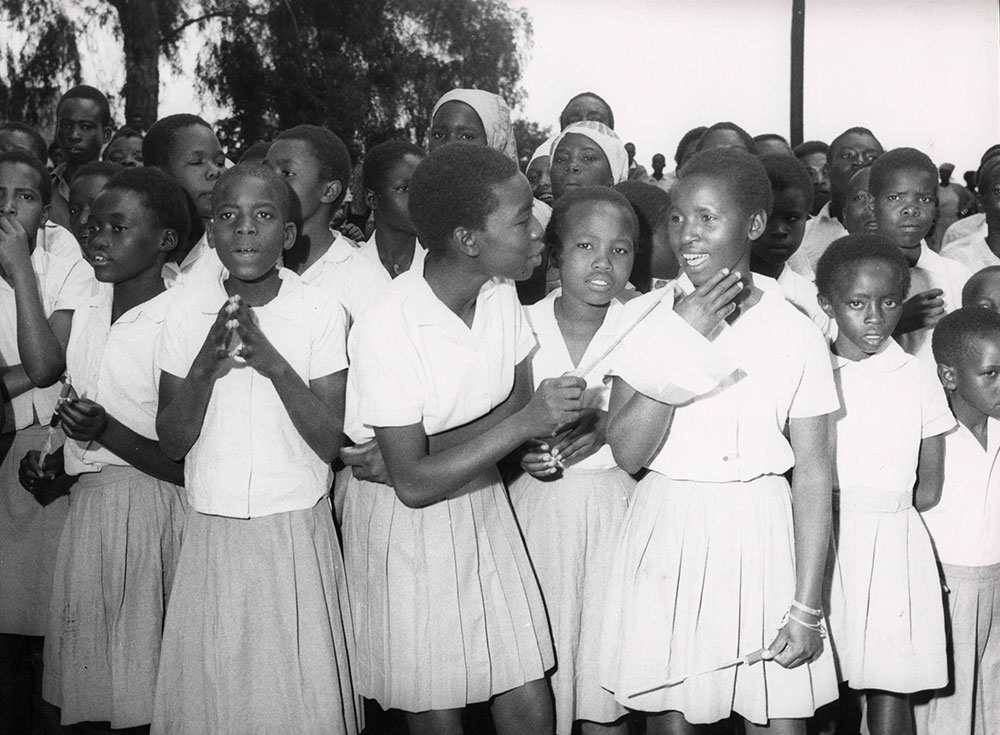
[513,118,551,170]
[199,0,533,155]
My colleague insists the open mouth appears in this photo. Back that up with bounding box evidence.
[89,253,110,265]
[682,253,709,267]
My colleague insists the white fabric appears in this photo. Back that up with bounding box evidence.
[39,222,83,262]
[939,232,1000,274]
[776,264,836,341]
[923,417,1000,567]
[523,289,627,470]
[64,288,175,475]
[0,247,96,431]
[615,275,839,481]
[359,233,425,279]
[830,340,954,494]
[551,121,629,185]
[300,233,390,326]
[156,269,349,518]
[942,212,986,248]
[788,202,846,277]
[346,271,533,443]
[896,243,970,370]
[161,234,221,289]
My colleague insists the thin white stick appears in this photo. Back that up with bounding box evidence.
[568,284,676,380]
[626,648,768,699]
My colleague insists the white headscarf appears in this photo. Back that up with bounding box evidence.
[528,136,558,170]
[550,121,629,184]
[432,89,518,162]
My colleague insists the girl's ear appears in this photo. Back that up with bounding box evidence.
[817,292,835,319]
[937,363,958,392]
[364,188,377,212]
[747,209,767,242]
[159,228,178,254]
[320,180,343,206]
[454,225,479,257]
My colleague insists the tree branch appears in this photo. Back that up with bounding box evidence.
[160,10,250,47]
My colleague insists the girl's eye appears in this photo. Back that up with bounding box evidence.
[919,196,933,204]
[613,246,631,256]
[669,214,683,224]
[575,242,593,250]
[281,169,295,178]
[112,224,126,233]
[701,214,716,223]
[218,212,234,220]
[985,370,998,378]
[393,185,408,194]
[884,299,898,308]
[257,211,273,220]
[18,192,35,201]
[848,300,863,309]
[887,194,898,201]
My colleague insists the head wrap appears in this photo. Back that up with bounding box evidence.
[528,136,558,170]
[978,151,1000,187]
[432,89,517,162]
[551,121,629,185]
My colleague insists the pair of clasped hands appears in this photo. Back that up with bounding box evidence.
[340,270,745,485]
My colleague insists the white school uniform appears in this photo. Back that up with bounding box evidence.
[942,212,986,249]
[300,232,391,326]
[787,202,845,277]
[897,243,970,370]
[825,340,951,692]
[161,233,222,289]
[916,418,1000,734]
[776,264,836,341]
[508,290,634,733]
[359,232,426,279]
[43,287,185,728]
[343,270,553,713]
[599,274,840,725]
[940,231,1000,274]
[151,269,357,735]
[0,246,94,635]
[39,222,83,262]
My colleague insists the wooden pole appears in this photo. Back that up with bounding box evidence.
[790,0,805,146]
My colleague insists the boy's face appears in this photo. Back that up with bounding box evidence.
[370,153,422,235]
[209,174,296,282]
[667,173,763,287]
[842,168,877,235]
[0,161,49,242]
[965,272,1000,313]
[56,98,110,167]
[798,151,830,201]
[85,188,172,283]
[943,336,1000,422]
[978,168,1000,228]
[698,129,751,154]
[819,260,903,361]
[561,95,612,129]
[829,133,882,198]
[68,174,110,246]
[874,167,937,261]
[473,173,544,281]
[103,136,143,167]
[264,138,334,223]
[752,186,808,266]
[159,125,225,219]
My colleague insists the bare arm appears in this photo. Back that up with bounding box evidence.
[377,374,584,508]
[913,434,945,512]
[606,376,674,474]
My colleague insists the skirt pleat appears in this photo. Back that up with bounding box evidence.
[150,498,358,735]
[343,469,554,712]
[826,502,947,692]
[599,472,838,725]
[509,468,634,734]
[0,426,69,636]
[42,465,185,728]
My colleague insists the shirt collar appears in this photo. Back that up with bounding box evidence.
[89,283,170,325]
[913,241,947,273]
[197,267,303,321]
[402,269,503,327]
[301,233,360,278]
[831,337,909,373]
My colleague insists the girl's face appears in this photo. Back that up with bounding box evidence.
[85,188,172,283]
[474,173,544,281]
[550,134,613,200]
[428,102,486,151]
[873,167,936,261]
[103,136,143,167]
[370,153,422,234]
[557,200,634,307]
[68,174,110,246]
[666,173,762,286]
[752,186,808,266]
[819,260,903,361]
[159,124,225,219]
[525,156,553,205]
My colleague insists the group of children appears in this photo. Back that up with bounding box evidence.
[0,82,998,735]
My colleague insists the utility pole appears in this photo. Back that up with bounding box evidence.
[790,0,805,146]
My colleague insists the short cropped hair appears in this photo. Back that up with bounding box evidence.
[754,133,789,145]
[211,163,292,221]
[0,149,52,205]
[559,92,615,130]
[793,140,829,158]
[696,122,756,154]
[815,233,910,299]
[143,114,213,169]
[679,147,772,218]
[71,161,123,184]
[760,153,814,213]
[275,125,352,208]
[674,126,708,166]
[830,127,880,155]
[110,126,142,143]
[408,143,519,251]
[0,122,48,162]
[932,307,1000,367]
[238,140,271,165]
[103,167,191,245]
[362,140,426,194]
[547,185,639,258]
[57,85,111,128]
[962,266,1000,306]
[868,147,937,199]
